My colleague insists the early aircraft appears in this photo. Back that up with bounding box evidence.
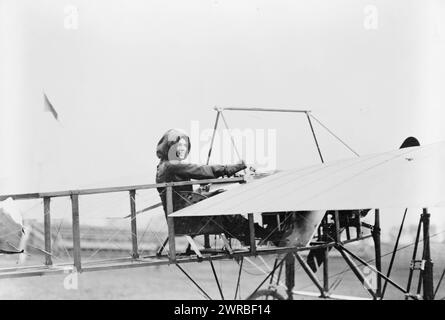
[0,107,443,300]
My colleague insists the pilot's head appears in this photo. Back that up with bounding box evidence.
[156,129,191,161]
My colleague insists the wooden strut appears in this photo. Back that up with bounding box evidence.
[129,190,139,259]
[285,253,295,300]
[220,234,233,256]
[405,208,434,300]
[405,213,423,299]
[71,194,82,272]
[421,208,434,300]
[373,209,382,297]
[248,214,256,255]
[185,236,203,261]
[43,197,52,266]
[166,186,176,263]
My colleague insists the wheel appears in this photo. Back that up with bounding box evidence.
[247,289,285,300]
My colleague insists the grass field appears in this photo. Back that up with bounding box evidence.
[1,241,444,300]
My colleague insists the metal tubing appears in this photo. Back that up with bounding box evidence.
[218,107,310,113]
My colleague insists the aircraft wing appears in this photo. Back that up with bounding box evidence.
[171,141,445,217]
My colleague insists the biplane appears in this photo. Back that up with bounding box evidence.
[1,107,444,300]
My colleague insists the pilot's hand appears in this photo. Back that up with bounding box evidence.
[224,160,247,177]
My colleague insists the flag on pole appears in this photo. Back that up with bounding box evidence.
[43,92,58,121]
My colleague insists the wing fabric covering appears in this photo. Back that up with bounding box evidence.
[171,141,445,217]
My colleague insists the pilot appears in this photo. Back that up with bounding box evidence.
[155,128,266,243]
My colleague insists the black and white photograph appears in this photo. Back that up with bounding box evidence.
[1,0,445,305]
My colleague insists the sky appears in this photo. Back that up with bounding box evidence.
[1,0,445,239]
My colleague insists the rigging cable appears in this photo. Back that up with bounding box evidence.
[309,113,360,157]
[219,111,243,163]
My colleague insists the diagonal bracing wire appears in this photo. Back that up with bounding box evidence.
[309,113,360,157]
[219,111,243,163]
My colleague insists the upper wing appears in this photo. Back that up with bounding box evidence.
[171,141,445,217]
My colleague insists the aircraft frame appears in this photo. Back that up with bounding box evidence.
[0,107,440,300]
